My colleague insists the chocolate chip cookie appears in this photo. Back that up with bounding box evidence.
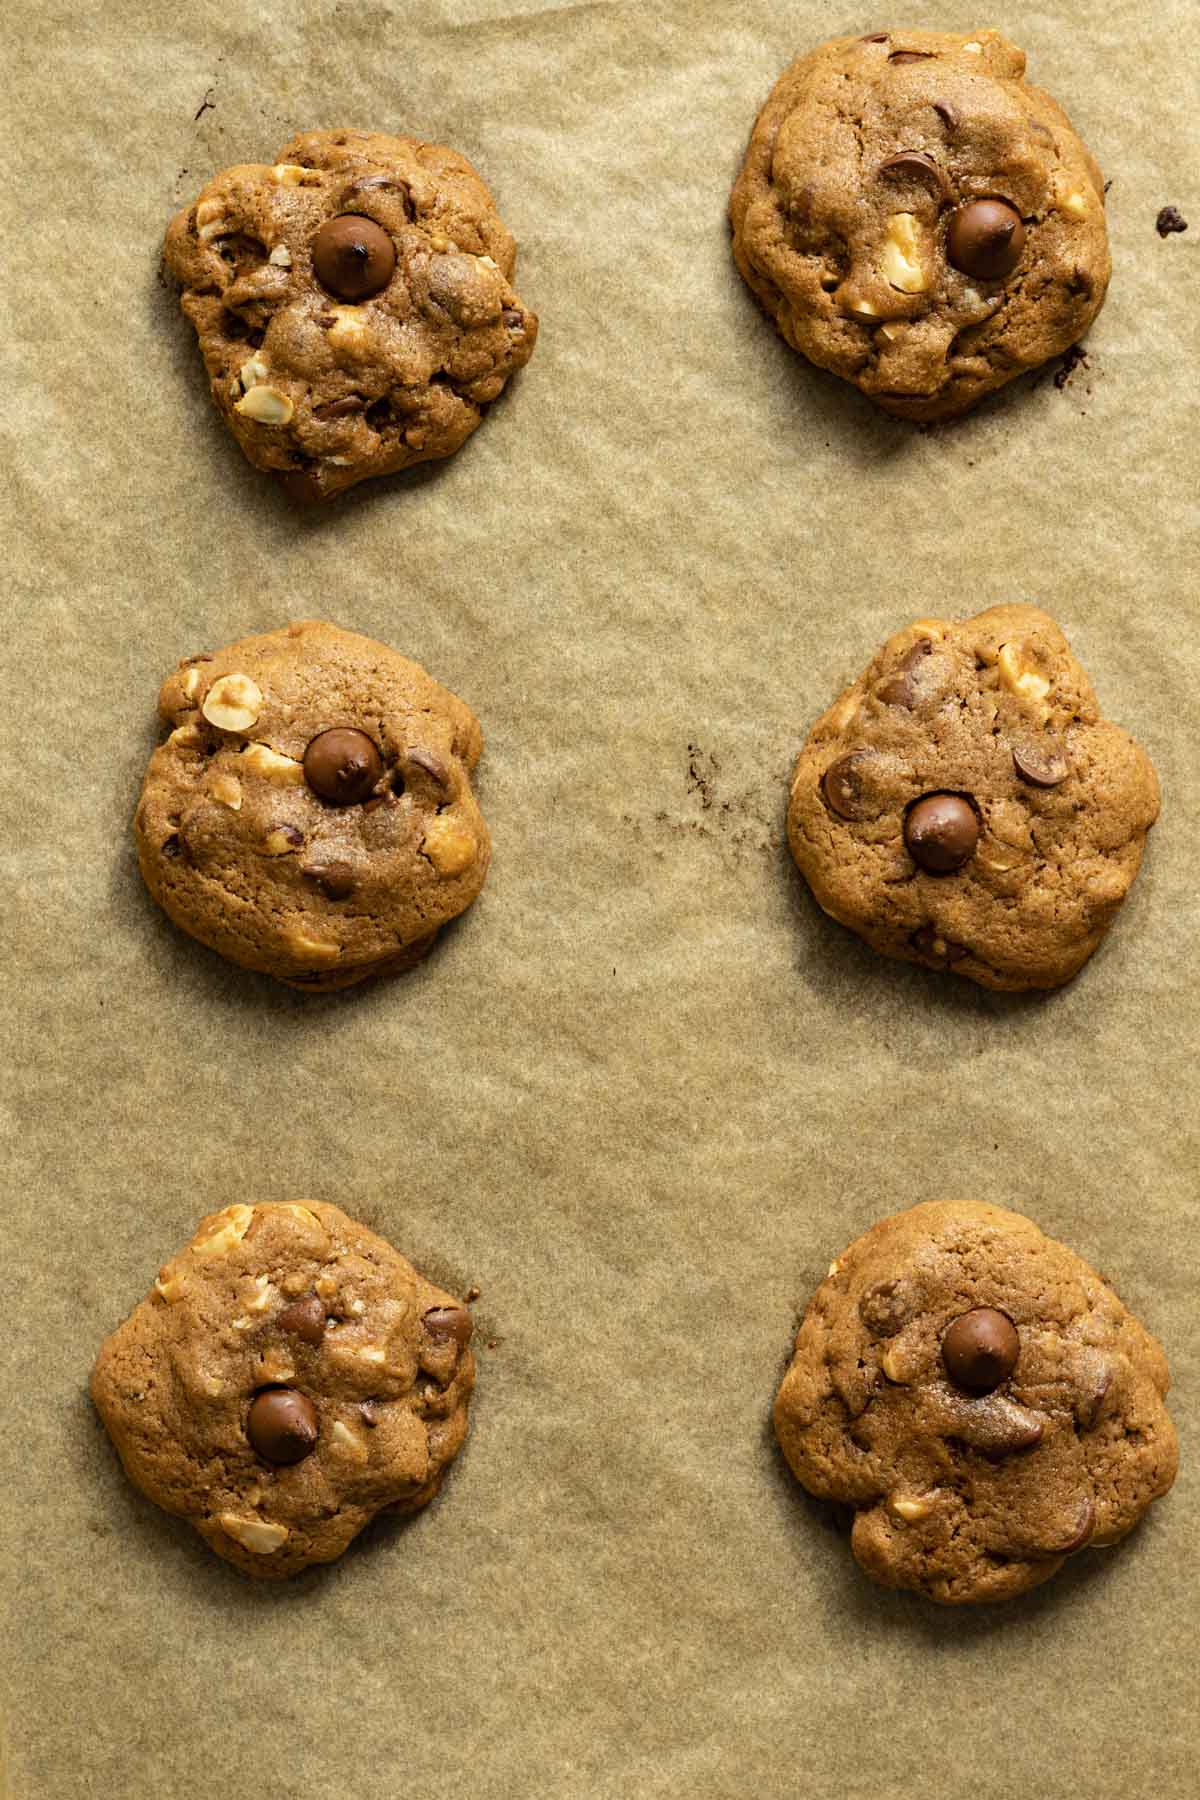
[774,1201,1178,1605]
[164,129,538,500]
[135,620,490,990]
[788,604,1158,990]
[91,1201,476,1579]
[730,30,1110,420]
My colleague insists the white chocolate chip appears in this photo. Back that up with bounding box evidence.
[328,456,353,466]
[241,742,304,786]
[880,212,929,294]
[154,1272,188,1304]
[207,772,242,811]
[192,1204,254,1258]
[828,691,861,732]
[268,244,292,266]
[182,667,202,702]
[235,385,294,426]
[219,1513,289,1554]
[890,1493,935,1522]
[477,255,499,271]
[1063,190,1088,217]
[274,1203,323,1227]
[881,1345,908,1383]
[283,926,340,964]
[840,294,880,321]
[202,673,263,733]
[169,722,203,751]
[330,1421,369,1463]
[356,1345,386,1365]
[421,815,477,877]
[827,1260,841,1279]
[997,642,1051,704]
[272,163,322,186]
[238,355,270,393]
[348,1298,366,1317]
[876,322,901,343]
[963,40,983,53]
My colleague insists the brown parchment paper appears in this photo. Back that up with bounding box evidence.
[2,2,1197,1795]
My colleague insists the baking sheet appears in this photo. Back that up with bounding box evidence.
[2,2,1197,1795]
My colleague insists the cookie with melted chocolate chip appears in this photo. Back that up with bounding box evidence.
[135,620,490,990]
[774,1201,1177,1604]
[91,1201,476,1579]
[788,603,1158,990]
[730,30,1110,419]
[163,129,537,500]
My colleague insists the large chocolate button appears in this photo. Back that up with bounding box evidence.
[941,1309,1019,1393]
[904,793,979,872]
[946,199,1026,280]
[311,215,396,301]
[246,1386,319,1464]
[303,729,383,805]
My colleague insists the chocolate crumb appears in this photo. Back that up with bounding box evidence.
[1054,344,1089,390]
[1156,206,1189,237]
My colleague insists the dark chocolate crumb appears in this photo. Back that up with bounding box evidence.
[1054,344,1089,390]
[1156,206,1189,237]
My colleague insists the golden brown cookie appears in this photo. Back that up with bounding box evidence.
[774,1202,1178,1605]
[788,604,1158,990]
[135,620,490,990]
[91,1201,476,1579]
[164,129,537,499]
[730,30,1110,420]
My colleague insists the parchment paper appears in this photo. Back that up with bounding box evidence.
[2,3,1197,1796]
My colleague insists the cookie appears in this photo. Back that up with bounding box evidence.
[135,620,490,990]
[787,604,1158,991]
[91,1201,476,1579]
[730,30,1110,420]
[164,129,537,500]
[774,1201,1178,1605]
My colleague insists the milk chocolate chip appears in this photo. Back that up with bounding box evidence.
[246,1386,319,1464]
[422,1306,473,1347]
[947,199,1026,280]
[1013,742,1070,788]
[941,1309,1019,1393]
[303,729,382,805]
[877,152,952,205]
[904,793,979,872]
[821,751,879,821]
[311,215,396,301]
[277,1294,326,1345]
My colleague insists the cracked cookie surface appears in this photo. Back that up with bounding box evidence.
[164,129,537,499]
[730,30,1110,420]
[135,619,490,990]
[774,1201,1177,1605]
[91,1201,476,1579]
[787,604,1158,991]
